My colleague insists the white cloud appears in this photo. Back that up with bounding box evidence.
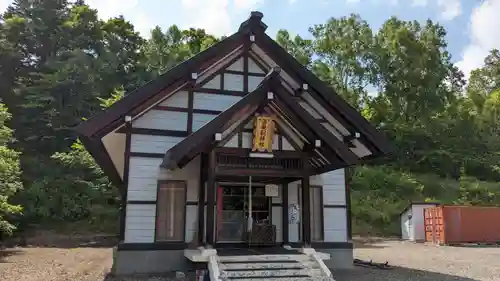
[456,0,500,80]
[81,0,156,37]
[181,0,264,37]
[346,0,361,4]
[437,0,462,20]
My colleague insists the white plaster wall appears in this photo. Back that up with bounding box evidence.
[193,92,241,112]
[192,113,217,132]
[101,132,125,179]
[124,204,156,243]
[159,90,189,108]
[286,169,348,244]
[133,110,188,131]
[130,135,184,154]
[223,73,244,92]
[127,157,162,201]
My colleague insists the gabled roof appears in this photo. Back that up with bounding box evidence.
[75,11,392,186]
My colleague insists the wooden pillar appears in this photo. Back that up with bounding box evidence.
[205,151,216,247]
[281,182,289,245]
[119,119,132,241]
[197,153,207,245]
[301,153,312,247]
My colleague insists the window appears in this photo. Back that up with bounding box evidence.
[156,181,186,241]
[298,185,324,241]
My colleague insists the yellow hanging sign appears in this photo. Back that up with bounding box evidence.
[252,116,275,153]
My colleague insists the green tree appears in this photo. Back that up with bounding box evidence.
[0,102,22,236]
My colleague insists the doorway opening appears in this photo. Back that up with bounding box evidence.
[216,185,271,243]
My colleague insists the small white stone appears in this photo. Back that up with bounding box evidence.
[267,92,274,100]
[191,72,198,79]
[124,115,132,122]
[215,133,222,141]
[302,83,309,90]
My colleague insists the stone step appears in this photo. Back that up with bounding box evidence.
[217,254,312,263]
[219,261,319,270]
[221,268,322,278]
[224,277,335,281]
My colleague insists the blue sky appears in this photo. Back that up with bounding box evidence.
[1,0,499,79]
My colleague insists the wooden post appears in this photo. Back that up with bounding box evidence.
[119,118,132,241]
[301,153,312,247]
[205,151,216,247]
[282,182,289,244]
[190,153,207,247]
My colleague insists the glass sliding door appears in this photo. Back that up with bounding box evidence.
[216,185,271,243]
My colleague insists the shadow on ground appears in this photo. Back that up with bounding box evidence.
[333,267,480,281]
[449,243,500,249]
[352,236,399,249]
[2,233,118,249]
[0,248,23,263]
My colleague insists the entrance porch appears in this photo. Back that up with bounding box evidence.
[193,147,314,249]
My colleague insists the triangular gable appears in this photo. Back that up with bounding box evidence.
[162,68,361,172]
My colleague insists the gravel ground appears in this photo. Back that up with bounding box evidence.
[0,238,499,281]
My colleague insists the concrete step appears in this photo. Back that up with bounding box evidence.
[219,261,319,270]
[217,254,312,263]
[224,277,335,281]
[221,268,323,278]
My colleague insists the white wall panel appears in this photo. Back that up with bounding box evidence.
[124,204,156,243]
[192,113,217,131]
[248,76,264,92]
[226,57,244,71]
[318,169,346,206]
[133,110,187,131]
[249,58,265,74]
[323,208,348,242]
[127,157,162,201]
[223,73,244,92]
[202,75,221,89]
[159,91,188,108]
[130,135,183,154]
[193,93,241,112]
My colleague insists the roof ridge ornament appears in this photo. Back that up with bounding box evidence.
[239,11,268,33]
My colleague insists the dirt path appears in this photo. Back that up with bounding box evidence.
[0,247,112,281]
[1,238,499,281]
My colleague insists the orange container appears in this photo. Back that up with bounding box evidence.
[424,205,500,245]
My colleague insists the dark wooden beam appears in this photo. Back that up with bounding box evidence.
[282,183,289,244]
[301,155,311,247]
[119,120,132,241]
[272,86,359,165]
[118,127,189,137]
[191,88,246,96]
[205,150,216,247]
[345,168,352,241]
[197,153,207,245]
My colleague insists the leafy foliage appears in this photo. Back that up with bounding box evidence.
[1,2,500,238]
[0,103,22,236]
